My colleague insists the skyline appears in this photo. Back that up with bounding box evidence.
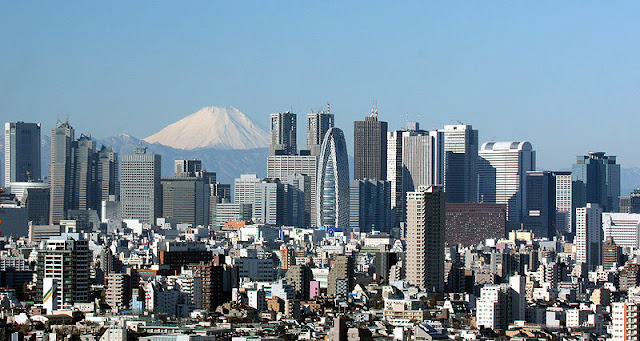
[2,2,640,170]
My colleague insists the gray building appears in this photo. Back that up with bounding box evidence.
[306,109,334,156]
[572,152,620,213]
[270,112,297,156]
[353,112,387,181]
[327,255,354,299]
[349,179,391,234]
[252,179,285,226]
[49,121,74,224]
[268,155,318,226]
[4,122,41,186]
[121,146,161,224]
[214,203,252,228]
[439,124,478,204]
[286,174,310,227]
[161,177,209,227]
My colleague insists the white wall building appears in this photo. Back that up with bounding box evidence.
[602,212,640,250]
[575,203,603,270]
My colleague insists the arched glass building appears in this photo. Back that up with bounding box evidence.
[316,127,350,229]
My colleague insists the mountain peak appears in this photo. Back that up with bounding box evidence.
[143,106,269,150]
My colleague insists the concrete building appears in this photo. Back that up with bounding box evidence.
[349,179,391,234]
[316,127,350,229]
[478,141,536,230]
[286,174,310,227]
[554,171,572,233]
[406,185,445,292]
[268,156,318,226]
[213,203,252,228]
[445,203,507,246]
[8,181,50,225]
[327,255,354,299]
[36,235,90,310]
[252,179,285,226]
[270,112,297,156]
[602,212,640,249]
[284,264,312,300]
[105,273,131,311]
[49,120,74,224]
[575,203,603,270]
[120,146,161,225]
[161,177,209,227]
[234,174,260,205]
[4,122,41,186]
[353,111,387,181]
[439,124,478,204]
[611,301,640,341]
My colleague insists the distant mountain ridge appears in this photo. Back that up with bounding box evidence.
[143,106,270,150]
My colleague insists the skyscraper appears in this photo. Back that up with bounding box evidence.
[4,122,41,186]
[353,111,387,180]
[554,171,572,233]
[572,152,621,213]
[49,121,74,224]
[575,203,603,271]
[349,179,391,234]
[252,179,285,226]
[439,124,478,203]
[316,127,350,229]
[72,134,97,211]
[161,176,209,226]
[121,146,161,224]
[96,146,119,203]
[478,141,536,230]
[405,185,445,292]
[524,171,556,239]
[268,155,318,226]
[306,109,334,156]
[270,112,297,156]
[234,174,260,205]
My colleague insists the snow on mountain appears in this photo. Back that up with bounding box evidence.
[143,106,269,150]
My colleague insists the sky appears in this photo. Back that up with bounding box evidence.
[1,2,640,170]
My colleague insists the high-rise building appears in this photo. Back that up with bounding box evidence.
[105,273,132,311]
[234,174,260,205]
[161,177,209,227]
[478,141,536,230]
[268,156,318,226]
[284,264,313,300]
[306,109,334,156]
[405,185,445,292]
[49,121,74,224]
[524,171,556,239]
[36,235,90,310]
[349,179,391,234]
[213,203,252,228]
[631,189,640,213]
[327,255,354,299]
[9,182,50,225]
[4,122,41,186]
[353,111,387,180]
[439,124,478,203]
[386,123,427,226]
[445,203,507,246]
[96,146,119,203]
[554,171,572,233]
[270,112,297,156]
[252,179,285,226]
[316,127,350,229]
[572,152,620,213]
[602,236,622,270]
[121,146,161,224]
[575,203,603,271]
[174,159,202,177]
[72,134,97,211]
[401,131,443,221]
[602,212,640,249]
[286,174,310,227]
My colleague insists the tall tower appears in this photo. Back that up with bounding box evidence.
[4,122,41,186]
[572,152,620,213]
[524,171,556,239]
[353,109,388,180]
[575,203,603,271]
[72,134,97,211]
[120,146,161,224]
[478,141,536,230]
[96,146,119,203]
[405,185,445,292]
[316,127,350,229]
[49,121,74,224]
[306,109,334,156]
[439,124,478,203]
[270,112,297,156]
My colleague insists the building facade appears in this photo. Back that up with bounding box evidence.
[353,113,387,181]
[4,122,41,186]
[121,146,162,225]
[316,127,350,229]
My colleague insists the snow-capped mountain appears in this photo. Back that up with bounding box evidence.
[143,106,270,150]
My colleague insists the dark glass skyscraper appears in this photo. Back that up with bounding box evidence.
[353,112,387,181]
[49,121,74,224]
[349,179,391,234]
[524,171,556,239]
[4,122,42,186]
[440,124,478,203]
[270,112,297,156]
[572,152,620,213]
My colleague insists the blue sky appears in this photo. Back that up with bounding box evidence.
[2,2,640,169]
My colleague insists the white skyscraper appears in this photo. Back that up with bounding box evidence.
[554,171,572,233]
[120,146,161,225]
[478,141,536,229]
[234,174,260,205]
[602,212,640,249]
[575,203,603,270]
[439,124,478,204]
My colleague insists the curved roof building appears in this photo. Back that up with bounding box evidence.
[316,127,350,229]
